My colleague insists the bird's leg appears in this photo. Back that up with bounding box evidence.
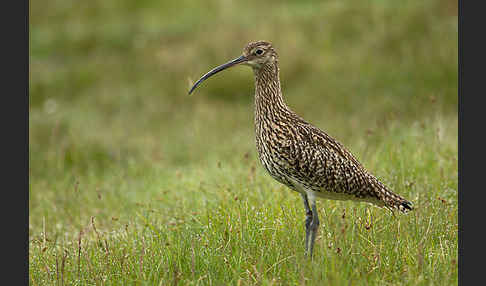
[301,193,313,255]
[308,197,320,259]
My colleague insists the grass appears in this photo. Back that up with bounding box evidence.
[29,0,457,285]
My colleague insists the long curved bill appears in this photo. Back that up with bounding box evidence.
[188,55,247,95]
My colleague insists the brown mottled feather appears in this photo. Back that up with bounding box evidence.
[246,41,413,213]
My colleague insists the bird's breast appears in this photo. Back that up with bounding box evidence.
[254,118,305,188]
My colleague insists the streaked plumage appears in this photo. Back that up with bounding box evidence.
[189,41,413,258]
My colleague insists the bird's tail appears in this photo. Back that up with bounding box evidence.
[396,199,414,213]
[372,179,413,214]
[382,189,413,214]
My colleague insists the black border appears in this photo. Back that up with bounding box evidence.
[459,0,483,285]
[3,0,28,284]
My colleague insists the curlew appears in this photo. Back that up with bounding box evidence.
[189,41,413,258]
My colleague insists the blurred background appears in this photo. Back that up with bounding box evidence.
[29,0,457,234]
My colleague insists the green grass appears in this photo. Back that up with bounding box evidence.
[30,0,458,285]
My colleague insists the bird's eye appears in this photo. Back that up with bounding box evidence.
[255,49,263,55]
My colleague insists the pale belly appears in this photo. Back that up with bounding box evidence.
[257,148,385,208]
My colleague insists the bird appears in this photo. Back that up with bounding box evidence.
[188,41,413,258]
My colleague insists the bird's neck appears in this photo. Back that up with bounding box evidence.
[253,63,288,122]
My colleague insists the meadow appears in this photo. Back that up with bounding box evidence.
[29,0,458,285]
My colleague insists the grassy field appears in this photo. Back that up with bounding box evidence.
[29,0,458,285]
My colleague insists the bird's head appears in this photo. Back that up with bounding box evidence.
[188,41,277,95]
[241,41,278,69]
